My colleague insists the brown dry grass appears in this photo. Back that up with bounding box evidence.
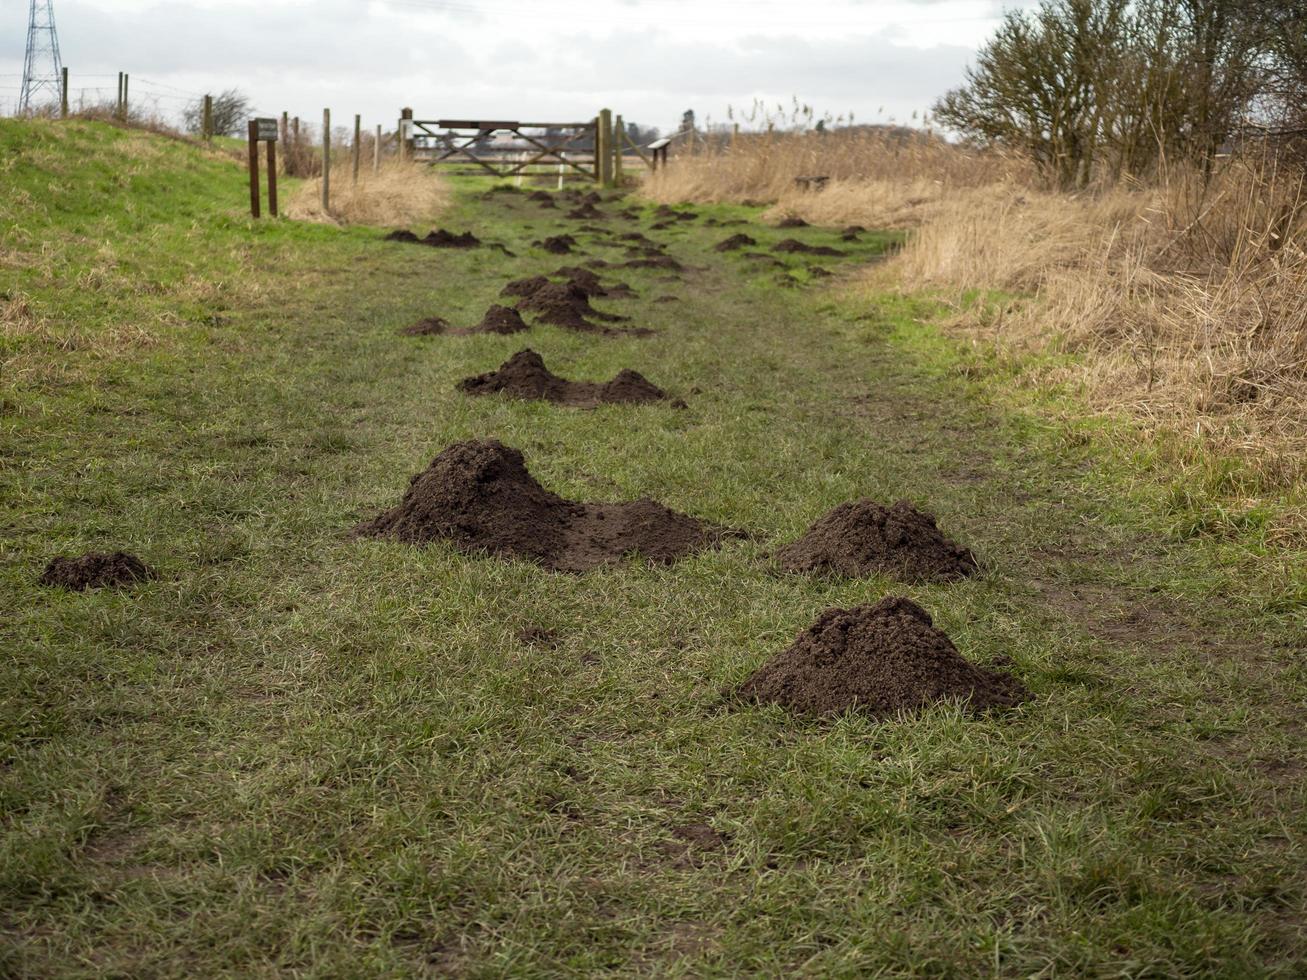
[285,160,449,228]
[642,130,1307,486]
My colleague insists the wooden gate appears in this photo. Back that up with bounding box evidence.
[409,119,599,181]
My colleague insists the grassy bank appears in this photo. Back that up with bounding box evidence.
[2,120,1304,975]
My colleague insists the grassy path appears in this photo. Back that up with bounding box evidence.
[3,122,1304,976]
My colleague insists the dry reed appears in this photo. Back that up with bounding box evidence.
[641,129,1307,486]
[285,160,449,227]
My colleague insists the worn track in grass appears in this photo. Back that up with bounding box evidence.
[2,120,1304,976]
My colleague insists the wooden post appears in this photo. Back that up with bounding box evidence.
[598,108,613,187]
[247,120,260,218]
[116,72,123,118]
[613,113,624,185]
[400,107,413,162]
[280,111,288,146]
[202,95,213,141]
[352,114,361,184]
[322,108,331,211]
[121,73,129,120]
[267,139,278,217]
[60,67,68,118]
[591,116,601,185]
[374,123,381,173]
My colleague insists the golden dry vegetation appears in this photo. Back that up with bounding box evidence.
[642,129,1307,485]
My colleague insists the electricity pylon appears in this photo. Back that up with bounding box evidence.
[19,0,63,114]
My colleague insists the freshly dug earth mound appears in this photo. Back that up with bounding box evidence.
[550,267,636,298]
[619,255,683,271]
[715,233,757,252]
[777,215,809,228]
[385,229,481,249]
[403,306,529,336]
[458,349,672,407]
[402,316,452,336]
[355,439,726,571]
[470,305,530,334]
[537,235,577,254]
[40,551,155,591]
[528,190,554,202]
[501,275,551,299]
[774,239,843,256]
[566,203,604,220]
[841,225,866,241]
[516,281,649,335]
[736,597,1029,718]
[778,499,977,582]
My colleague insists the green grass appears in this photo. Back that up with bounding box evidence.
[2,119,1305,976]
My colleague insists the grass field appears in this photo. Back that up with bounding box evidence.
[3,120,1305,976]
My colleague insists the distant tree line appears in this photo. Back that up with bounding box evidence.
[934,0,1307,186]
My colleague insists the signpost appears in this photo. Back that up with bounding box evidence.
[247,117,279,219]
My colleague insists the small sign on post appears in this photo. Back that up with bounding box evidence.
[247,117,280,219]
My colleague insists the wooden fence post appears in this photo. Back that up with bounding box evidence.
[598,108,613,187]
[613,113,624,185]
[400,107,413,162]
[120,73,129,120]
[267,138,278,217]
[322,108,331,211]
[247,120,260,218]
[280,111,288,146]
[374,123,381,173]
[60,67,68,118]
[353,114,361,184]
[592,116,601,184]
[202,95,213,141]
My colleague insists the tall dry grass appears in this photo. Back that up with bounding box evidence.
[642,130,1307,486]
[643,128,1030,227]
[285,159,449,227]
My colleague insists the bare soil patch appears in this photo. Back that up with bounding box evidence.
[773,239,844,257]
[355,440,729,572]
[715,234,757,252]
[778,499,977,582]
[777,216,809,228]
[458,349,676,408]
[736,597,1029,718]
[536,235,577,255]
[40,551,155,591]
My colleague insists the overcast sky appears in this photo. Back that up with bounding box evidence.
[2,0,1024,133]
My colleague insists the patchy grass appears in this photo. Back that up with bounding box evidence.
[2,123,1304,975]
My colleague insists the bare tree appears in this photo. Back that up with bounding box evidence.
[183,89,253,138]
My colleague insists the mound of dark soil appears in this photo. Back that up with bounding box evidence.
[516,281,635,332]
[402,316,452,335]
[736,597,1029,718]
[773,239,843,256]
[550,267,636,298]
[40,551,155,591]
[501,275,551,298]
[527,190,554,202]
[777,215,809,228]
[470,305,530,334]
[715,233,757,252]
[649,220,674,230]
[619,255,683,271]
[458,349,672,407]
[384,229,483,248]
[403,306,529,336]
[566,203,605,220]
[355,439,725,571]
[537,235,577,254]
[778,499,977,582]
[841,225,866,241]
